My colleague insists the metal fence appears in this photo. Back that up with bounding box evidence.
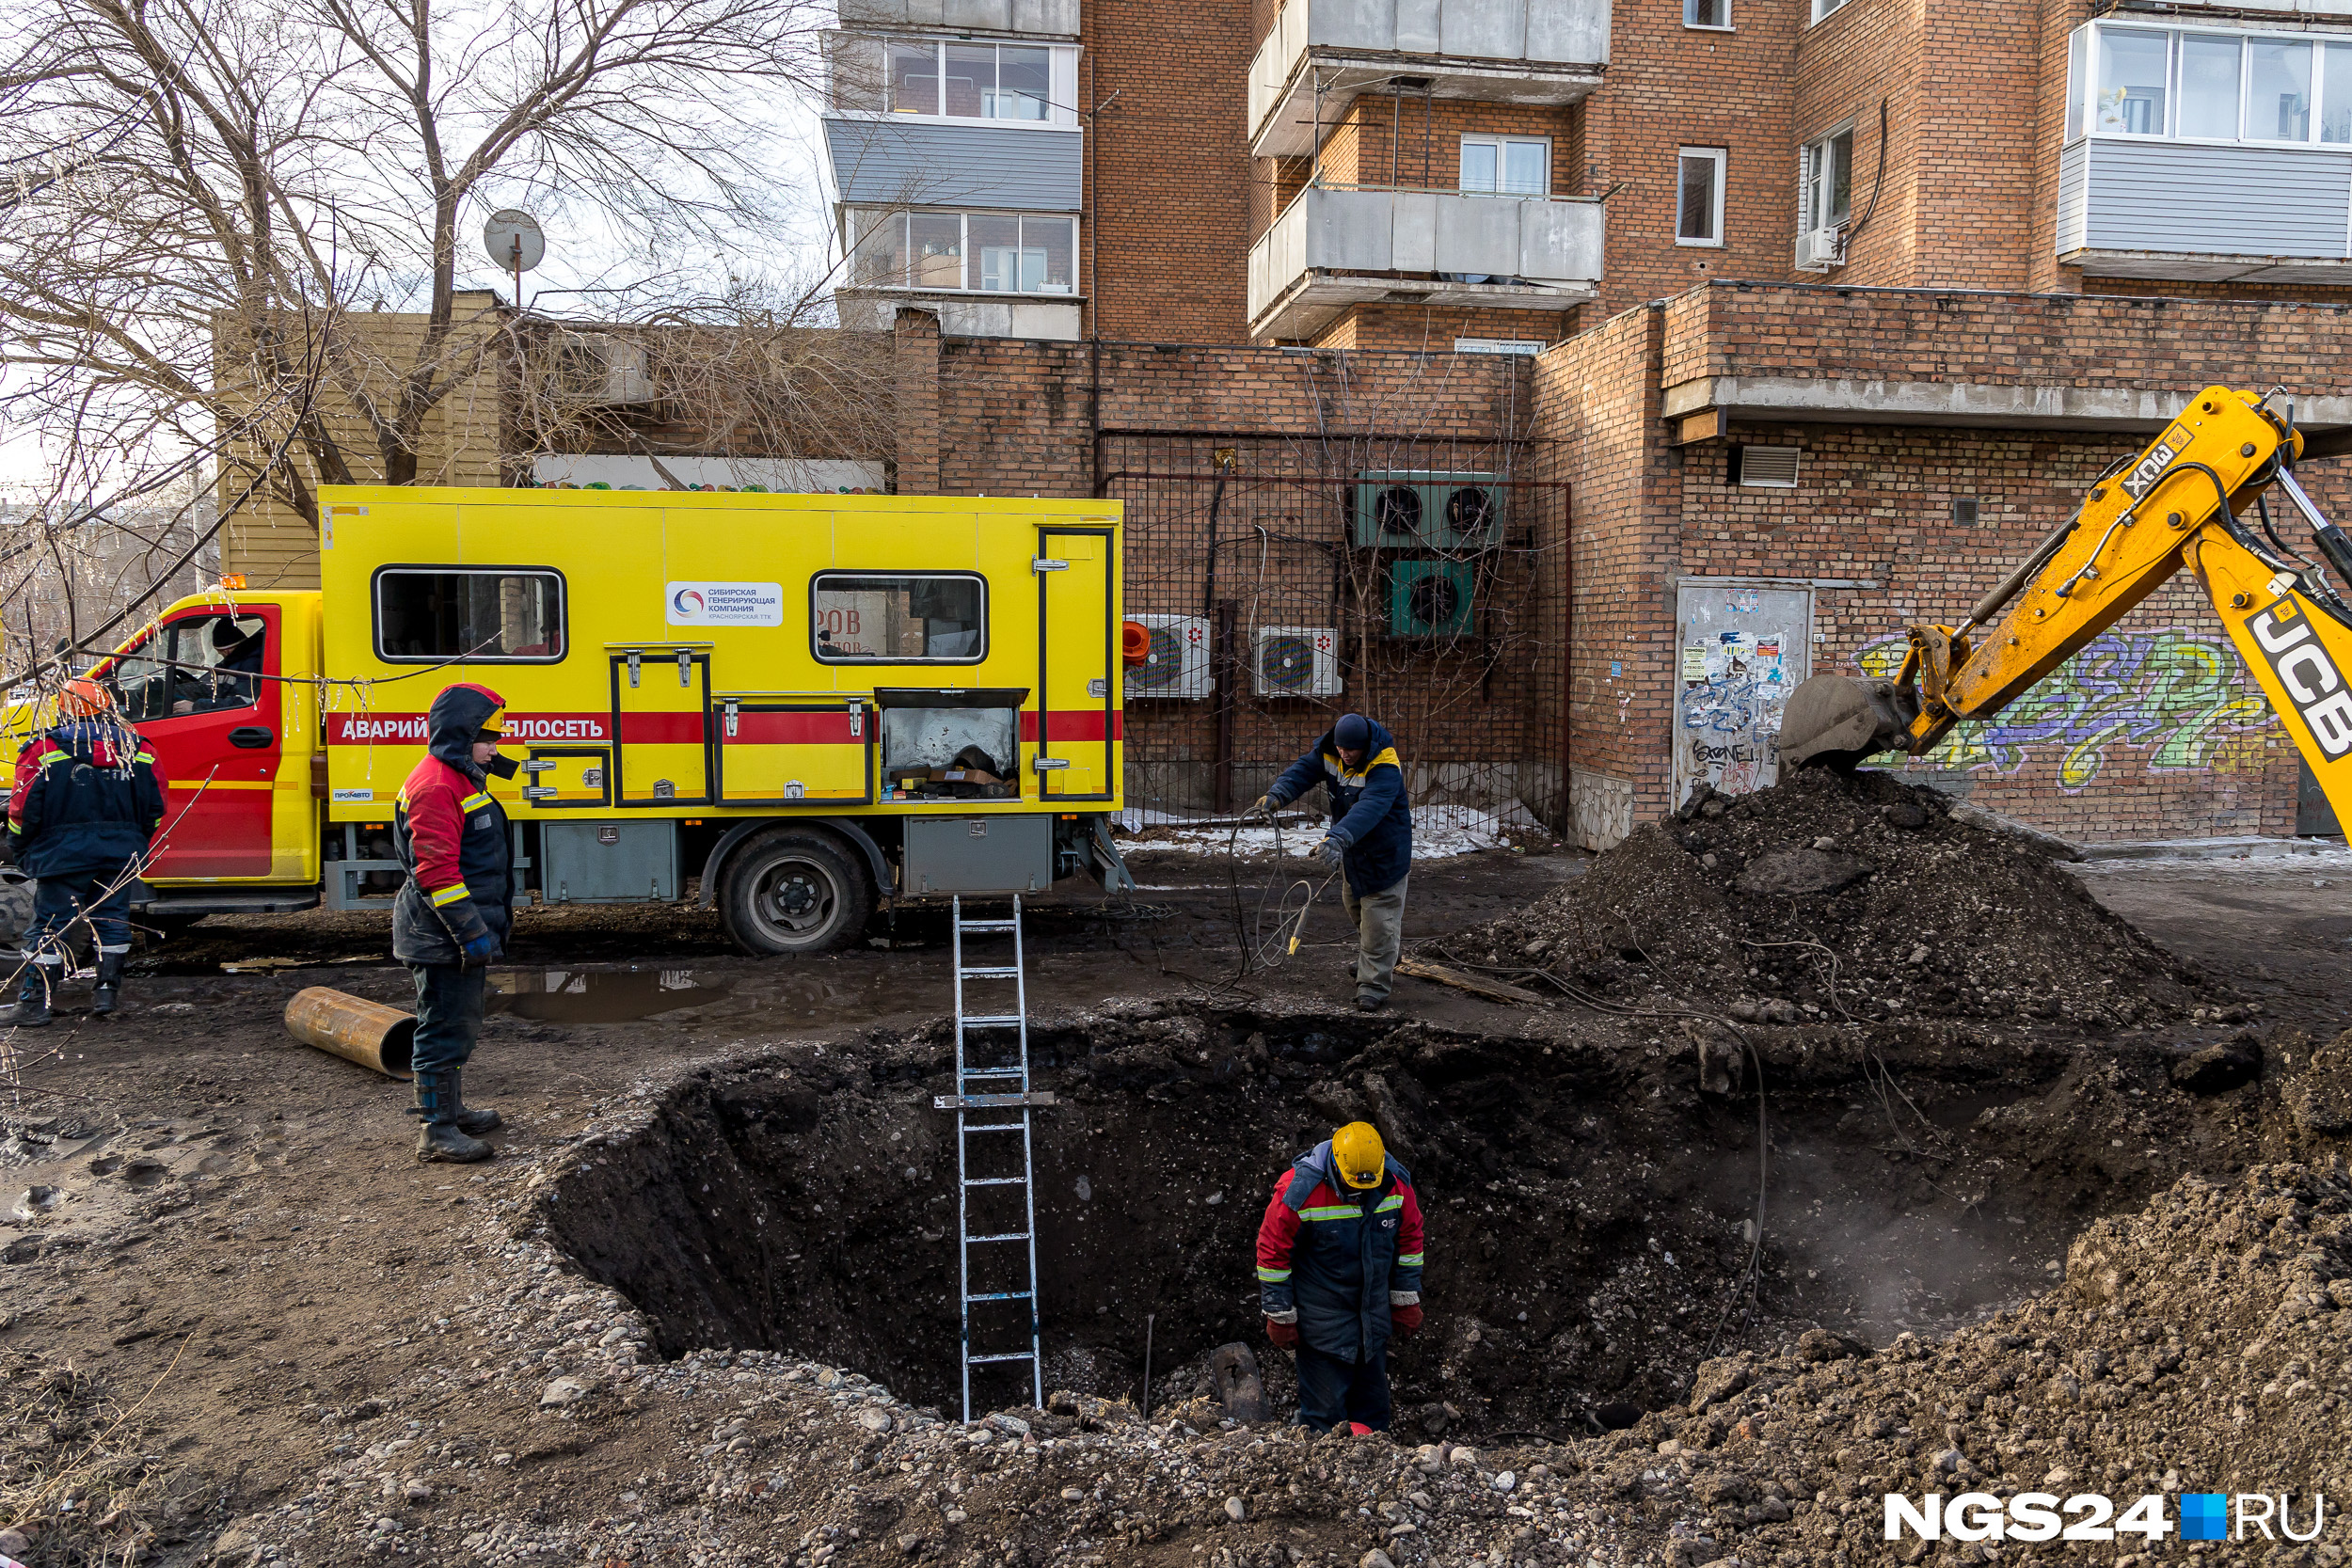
[1104,430,1567,839]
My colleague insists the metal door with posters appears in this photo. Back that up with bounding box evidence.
[713,697,875,807]
[610,648,711,806]
[1672,580,1813,807]
[1033,527,1117,800]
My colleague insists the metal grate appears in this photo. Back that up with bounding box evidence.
[1104,429,1570,833]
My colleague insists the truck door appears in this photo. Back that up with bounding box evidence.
[1672,579,1814,807]
[610,647,711,806]
[99,606,282,878]
[1033,527,1117,800]
[713,697,875,806]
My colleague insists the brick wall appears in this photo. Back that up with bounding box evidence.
[1573,0,1801,320]
[1535,302,1678,847]
[1086,0,1255,341]
[1683,420,2312,840]
[1661,280,2352,397]
[216,292,506,591]
[902,327,1567,816]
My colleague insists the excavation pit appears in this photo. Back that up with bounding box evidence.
[538,1003,2205,1439]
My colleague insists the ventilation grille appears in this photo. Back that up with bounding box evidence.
[1732,444,1800,488]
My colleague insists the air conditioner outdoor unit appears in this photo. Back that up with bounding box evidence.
[549,330,657,404]
[1124,613,1213,700]
[1347,472,1503,550]
[1253,626,1342,699]
[1388,561,1475,638]
[1794,226,1845,272]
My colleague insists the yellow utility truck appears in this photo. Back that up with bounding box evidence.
[5,488,1136,954]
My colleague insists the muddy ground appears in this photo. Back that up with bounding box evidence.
[3,837,2352,1567]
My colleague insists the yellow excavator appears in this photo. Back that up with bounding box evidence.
[1781,384,2352,829]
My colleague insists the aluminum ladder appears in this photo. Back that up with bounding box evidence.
[936,895,1057,1421]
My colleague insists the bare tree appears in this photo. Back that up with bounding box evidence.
[0,0,840,537]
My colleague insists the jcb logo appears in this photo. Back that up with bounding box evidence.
[2247,597,2352,756]
[2122,423,2192,500]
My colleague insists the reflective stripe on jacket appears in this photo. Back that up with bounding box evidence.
[1255,1138,1426,1360]
[1267,717,1412,895]
[6,721,167,877]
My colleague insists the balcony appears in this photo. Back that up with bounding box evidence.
[2056,136,2352,283]
[1249,0,1607,159]
[1248,183,1602,340]
[835,0,1076,37]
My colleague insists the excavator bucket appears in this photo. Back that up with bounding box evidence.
[1779,673,1920,770]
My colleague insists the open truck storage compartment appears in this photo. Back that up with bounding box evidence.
[0,490,1136,956]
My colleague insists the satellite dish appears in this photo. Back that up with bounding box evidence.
[482,210,546,274]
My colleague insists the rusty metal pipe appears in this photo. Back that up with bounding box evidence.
[284,986,416,1079]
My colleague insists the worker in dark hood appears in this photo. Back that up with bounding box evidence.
[3,678,166,1024]
[1255,1120,1425,1433]
[1252,712,1413,1011]
[392,683,518,1162]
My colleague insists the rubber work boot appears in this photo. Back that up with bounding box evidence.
[450,1069,501,1135]
[412,1069,492,1164]
[90,952,124,1017]
[3,968,52,1027]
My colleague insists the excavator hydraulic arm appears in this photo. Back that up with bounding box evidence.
[1781,385,2352,832]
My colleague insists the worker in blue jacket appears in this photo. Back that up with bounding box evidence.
[1254,713,1412,1011]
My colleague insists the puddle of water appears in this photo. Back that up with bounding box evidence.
[489,967,732,1023]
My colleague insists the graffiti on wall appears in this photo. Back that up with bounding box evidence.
[1854,628,2275,789]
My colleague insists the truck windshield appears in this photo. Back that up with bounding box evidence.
[375,569,565,662]
[812,572,986,662]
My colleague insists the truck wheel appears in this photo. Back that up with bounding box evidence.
[719,828,875,956]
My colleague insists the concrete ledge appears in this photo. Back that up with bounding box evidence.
[2076,834,2349,862]
[1661,373,2352,433]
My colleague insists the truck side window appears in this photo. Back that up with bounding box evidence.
[811,572,986,662]
[106,613,266,721]
[374,568,565,662]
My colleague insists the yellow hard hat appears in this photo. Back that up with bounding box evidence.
[1332,1121,1385,1189]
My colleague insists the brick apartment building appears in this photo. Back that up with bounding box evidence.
[816,0,2352,847]
[217,0,2352,849]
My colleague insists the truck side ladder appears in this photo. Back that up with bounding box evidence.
[938,895,1051,1421]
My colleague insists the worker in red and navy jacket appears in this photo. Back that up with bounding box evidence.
[4,678,166,1025]
[391,683,516,1163]
[1255,1120,1426,1433]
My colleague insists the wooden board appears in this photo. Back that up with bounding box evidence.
[1394,956,1550,1006]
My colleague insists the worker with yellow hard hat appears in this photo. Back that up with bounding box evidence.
[1253,1120,1426,1433]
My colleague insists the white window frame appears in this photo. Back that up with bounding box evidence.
[847,209,1080,295]
[2068,20,2352,149]
[1676,147,1727,246]
[1457,135,1552,196]
[1811,0,1848,23]
[1683,0,1733,30]
[875,39,1079,126]
[1800,123,1853,234]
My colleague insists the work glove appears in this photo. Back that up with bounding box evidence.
[1391,1304,1424,1338]
[459,931,500,968]
[1248,794,1276,819]
[1314,835,1346,869]
[1264,1317,1300,1350]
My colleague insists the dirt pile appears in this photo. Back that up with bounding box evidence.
[1581,1156,2352,1566]
[1433,768,2216,1031]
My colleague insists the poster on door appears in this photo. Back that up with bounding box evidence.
[1672,582,1813,806]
